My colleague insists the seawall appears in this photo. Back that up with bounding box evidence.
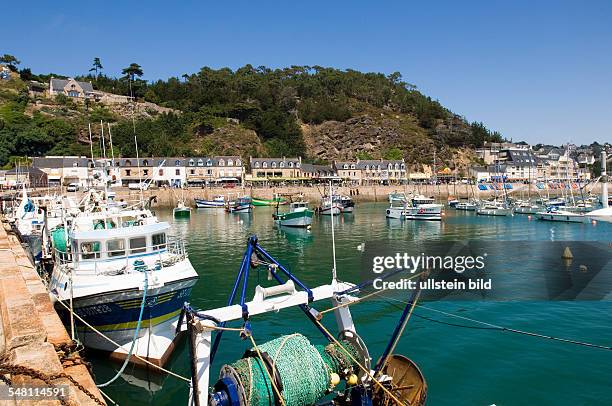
[0,223,105,405]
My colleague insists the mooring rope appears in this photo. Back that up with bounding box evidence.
[380,297,612,351]
[54,297,191,382]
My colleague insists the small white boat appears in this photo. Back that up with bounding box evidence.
[318,196,341,215]
[226,196,253,213]
[403,203,443,221]
[477,201,512,216]
[386,192,407,219]
[536,207,585,223]
[194,195,226,208]
[513,200,541,214]
[455,200,478,211]
[334,195,355,213]
[411,194,435,206]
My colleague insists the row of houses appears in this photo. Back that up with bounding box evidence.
[23,156,414,187]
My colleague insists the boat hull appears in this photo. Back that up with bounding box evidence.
[536,212,585,223]
[194,199,225,208]
[274,210,314,227]
[227,204,253,213]
[404,204,443,221]
[513,206,540,215]
[477,208,512,216]
[173,208,191,217]
[252,197,287,206]
[319,206,341,216]
[455,203,477,211]
[386,207,404,219]
[54,277,198,353]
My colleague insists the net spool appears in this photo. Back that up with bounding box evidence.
[210,333,368,406]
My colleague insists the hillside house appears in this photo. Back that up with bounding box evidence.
[49,78,96,99]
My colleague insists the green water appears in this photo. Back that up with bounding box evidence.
[92,204,612,405]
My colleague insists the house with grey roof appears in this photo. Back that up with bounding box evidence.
[248,157,302,181]
[32,156,91,186]
[333,159,406,185]
[49,77,97,99]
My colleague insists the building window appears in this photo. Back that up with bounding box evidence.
[236,159,241,166]
[143,159,149,166]
[126,169,131,176]
[175,160,181,166]
[189,159,195,167]
[263,162,268,168]
[197,159,204,166]
[143,169,149,176]
[272,162,277,168]
[125,160,132,167]
[219,159,225,166]
[175,169,180,176]
[280,162,285,168]
[190,169,195,175]
[254,162,260,168]
[207,159,212,166]
[159,169,164,176]
[228,159,233,166]
[344,164,348,169]
[289,162,294,168]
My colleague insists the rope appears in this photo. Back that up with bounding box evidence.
[97,270,148,388]
[312,320,408,406]
[382,297,612,351]
[54,297,190,382]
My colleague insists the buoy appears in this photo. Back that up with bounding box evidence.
[579,264,588,272]
[591,220,597,225]
[330,373,340,386]
[306,225,312,231]
[347,373,358,386]
[562,246,573,260]
[357,242,365,251]
[528,215,532,220]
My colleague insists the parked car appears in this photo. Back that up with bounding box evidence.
[66,183,79,192]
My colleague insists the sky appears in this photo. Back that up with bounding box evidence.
[4,0,612,145]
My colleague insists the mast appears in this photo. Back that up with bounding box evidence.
[329,181,337,282]
[602,150,609,209]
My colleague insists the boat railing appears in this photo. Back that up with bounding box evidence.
[54,238,188,275]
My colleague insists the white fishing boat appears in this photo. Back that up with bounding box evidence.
[48,206,199,365]
[411,194,435,206]
[513,200,541,214]
[386,192,407,219]
[173,200,192,218]
[455,200,478,211]
[194,195,226,208]
[334,195,355,213]
[318,196,341,215]
[273,201,314,227]
[403,203,443,221]
[477,201,512,216]
[536,206,586,223]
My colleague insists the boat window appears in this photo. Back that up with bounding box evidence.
[80,241,100,260]
[129,237,147,254]
[107,239,125,257]
[152,233,166,250]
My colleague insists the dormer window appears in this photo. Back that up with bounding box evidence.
[262,162,268,168]
[377,165,381,171]
[175,160,181,166]
[279,162,285,168]
[395,163,399,170]
[289,162,294,168]
[254,162,260,168]
[227,159,233,166]
[143,159,149,166]
[125,160,132,167]
[219,159,225,166]
[271,162,277,168]
[401,164,405,170]
[365,165,369,170]
[236,159,241,166]
[351,164,356,169]
[296,163,300,168]
[73,162,78,167]
[206,159,212,166]
[189,159,195,167]
[343,164,348,169]
[197,159,204,166]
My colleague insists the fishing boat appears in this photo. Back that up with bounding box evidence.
[48,206,199,365]
[334,195,355,213]
[273,201,314,227]
[455,200,478,211]
[536,206,585,223]
[411,194,435,206]
[317,195,341,215]
[386,192,407,219]
[477,200,512,216]
[447,198,459,207]
[513,200,541,214]
[403,203,443,221]
[173,200,191,218]
[252,194,287,206]
[194,195,226,208]
[226,196,253,213]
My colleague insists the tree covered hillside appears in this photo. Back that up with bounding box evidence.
[0,55,503,167]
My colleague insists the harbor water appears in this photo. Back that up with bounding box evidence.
[91,203,612,405]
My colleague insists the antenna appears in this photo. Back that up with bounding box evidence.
[329,181,337,282]
[88,123,94,163]
[100,120,106,160]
